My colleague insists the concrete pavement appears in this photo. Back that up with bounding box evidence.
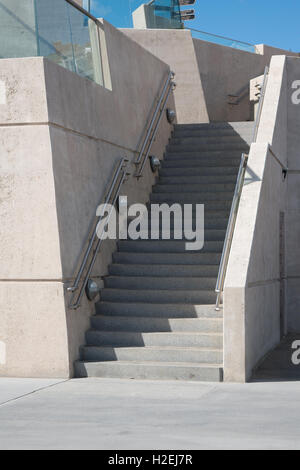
[0,377,299,450]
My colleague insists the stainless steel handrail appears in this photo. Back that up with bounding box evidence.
[68,157,130,309]
[65,0,101,25]
[215,66,269,310]
[215,153,248,310]
[135,70,176,178]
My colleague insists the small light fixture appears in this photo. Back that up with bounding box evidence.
[166,108,176,124]
[150,155,161,173]
[86,279,100,301]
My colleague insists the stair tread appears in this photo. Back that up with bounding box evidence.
[88,329,222,336]
[77,360,223,368]
[93,314,222,321]
[83,344,223,351]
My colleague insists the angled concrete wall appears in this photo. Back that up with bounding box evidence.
[193,40,299,123]
[123,28,298,124]
[121,29,210,124]
[223,55,294,382]
[0,20,175,378]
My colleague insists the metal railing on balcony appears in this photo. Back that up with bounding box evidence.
[189,28,259,54]
[0,0,104,85]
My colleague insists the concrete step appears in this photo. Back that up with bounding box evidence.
[81,345,223,364]
[113,251,222,265]
[91,315,222,333]
[174,121,254,131]
[75,360,223,382]
[108,264,220,277]
[159,166,239,176]
[158,175,238,184]
[117,240,223,253]
[170,135,251,146]
[127,229,226,241]
[147,200,232,211]
[104,276,217,290]
[86,329,223,348]
[96,302,222,318]
[150,191,234,202]
[162,157,241,168]
[153,183,236,193]
[165,151,244,161]
[173,128,253,138]
[167,143,249,153]
[137,217,229,231]
[100,288,216,304]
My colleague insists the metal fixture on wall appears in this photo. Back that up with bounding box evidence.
[149,155,161,172]
[86,279,100,301]
[166,108,176,124]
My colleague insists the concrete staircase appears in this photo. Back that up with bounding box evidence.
[75,122,253,381]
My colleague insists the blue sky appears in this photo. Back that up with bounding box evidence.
[88,0,300,52]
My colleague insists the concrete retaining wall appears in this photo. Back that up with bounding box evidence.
[223,56,289,382]
[0,20,175,377]
[193,41,299,123]
[122,29,210,124]
[124,28,299,124]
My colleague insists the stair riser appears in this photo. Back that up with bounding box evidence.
[172,130,253,139]
[146,201,232,211]
[108,264,220,277]
[165,151,244,161]
[100,289,216,304]
[158,176,238,184]
[81,347,223,364]
[113,252,222,265]
[75,361,223,382]
[91,316,223,333]
[117,241,223,254]
[86,331,223,348]
[150,193,234,202]
[174,122,253,130]
[104,277,217,290]
[153,184,236,193]
[123,230,226,241]
[96,302,222,318]
[170,136,252,146]
[159,167,239,176]
[167,144,249,153]
[138,220,229,231]
[162,158,241,168]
